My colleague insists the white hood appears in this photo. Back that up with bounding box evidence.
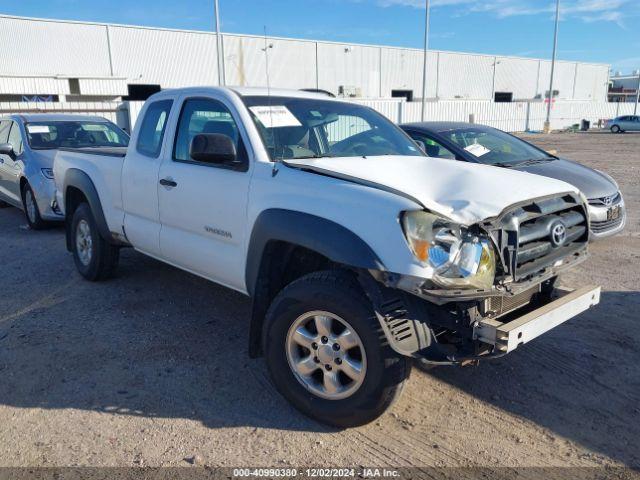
[285,155,580,225]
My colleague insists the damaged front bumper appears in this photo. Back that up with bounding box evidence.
[473,285,600,354]
[359,271,601,365]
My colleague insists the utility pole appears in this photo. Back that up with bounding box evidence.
[634,69,640,116]
[420,0,431,122]
[544,0,560,133]
[214,0,225,86]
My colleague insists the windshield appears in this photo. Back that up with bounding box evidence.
[25,121,129,150]
[440,128,553,166]
[242,96,423,161]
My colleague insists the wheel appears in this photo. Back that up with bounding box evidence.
[263,270,410,428]
[610,125,621,133]
[21,183,48,230]
[70,203,119,281]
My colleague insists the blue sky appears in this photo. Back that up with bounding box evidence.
[3,0,640,72]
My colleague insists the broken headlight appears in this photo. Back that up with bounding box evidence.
[401,210,496,290]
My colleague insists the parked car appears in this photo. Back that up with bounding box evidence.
[54,87,600,427]
[605,115,640,133]
[401,122,626,239]
[0,114,129,229]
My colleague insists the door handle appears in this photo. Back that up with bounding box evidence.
[159,178,177,188]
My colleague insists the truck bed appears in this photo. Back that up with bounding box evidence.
[53,147,127,234]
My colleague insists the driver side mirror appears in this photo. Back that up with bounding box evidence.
[190,133,237,166]
[0,143,15,159]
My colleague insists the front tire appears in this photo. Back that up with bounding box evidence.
[71,203,119,281]
[22,183,48,230]
[263,270,410,428]
[610,125,621,133]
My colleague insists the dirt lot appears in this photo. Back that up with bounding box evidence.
[0,132,638,472]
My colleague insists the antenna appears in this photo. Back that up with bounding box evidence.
[261,26,278,176]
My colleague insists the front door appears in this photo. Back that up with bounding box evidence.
[157,95,252,292]
[0,122,24,205]
[122,99,174,257]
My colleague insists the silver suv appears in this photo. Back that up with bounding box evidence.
[0,114,129,229]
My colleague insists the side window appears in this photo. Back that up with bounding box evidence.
[408,132,456,159]
[173,97,247,168]
[136,99,173,158]
[0,121,10,144]
[7,122,23,155]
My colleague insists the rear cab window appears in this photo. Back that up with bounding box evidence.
[136,100,173,158]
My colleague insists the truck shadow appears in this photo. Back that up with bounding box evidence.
[0,244,333,434]
[414,289,640,468]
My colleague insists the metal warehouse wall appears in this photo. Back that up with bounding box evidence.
[108,25,220,87]
[0,16,112,77]
[0,15,610,102]
[223,35,316,90]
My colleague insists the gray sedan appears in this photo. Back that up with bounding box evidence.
[0,114,129,229]
[401,122,625,239]
[605,115,640,133]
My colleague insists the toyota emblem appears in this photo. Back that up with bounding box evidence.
[603,196,614,207]
[550,222,567,247]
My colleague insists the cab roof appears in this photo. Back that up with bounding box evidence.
[150,86,336,101]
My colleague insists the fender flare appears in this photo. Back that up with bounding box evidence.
[63,168,113,250]
[245,208,385,297]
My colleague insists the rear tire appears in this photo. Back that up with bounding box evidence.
[21,183,48,230]
[263,270,410,428]
[71,203,119,281]
[610,125,621,133]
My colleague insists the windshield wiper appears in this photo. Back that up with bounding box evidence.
[517,157,557,166]
[294,154,335,159]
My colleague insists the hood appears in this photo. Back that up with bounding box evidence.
[285,155,580,225]
[513,158,618,200]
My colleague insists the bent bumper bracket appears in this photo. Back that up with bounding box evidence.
[474,285,601,353]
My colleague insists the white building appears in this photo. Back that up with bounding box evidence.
[0,14,611,104]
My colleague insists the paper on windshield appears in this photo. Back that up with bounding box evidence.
[249,106,302,128]
[464,143,490,157]
[27,125,50,134]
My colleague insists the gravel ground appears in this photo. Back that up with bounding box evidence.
[0,131,638,472]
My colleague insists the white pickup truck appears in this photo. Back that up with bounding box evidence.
[54,87,600,427]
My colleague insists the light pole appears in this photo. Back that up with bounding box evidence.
[544,0,560,133]
[420,0,431,122]
[634,69,640,116]
[214,0,225,86]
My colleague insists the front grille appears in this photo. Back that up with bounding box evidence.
[495,194,589,281]
[588,192,621,207]
[591,216,624,233]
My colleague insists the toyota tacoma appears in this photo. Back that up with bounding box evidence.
[53,87,601,427]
